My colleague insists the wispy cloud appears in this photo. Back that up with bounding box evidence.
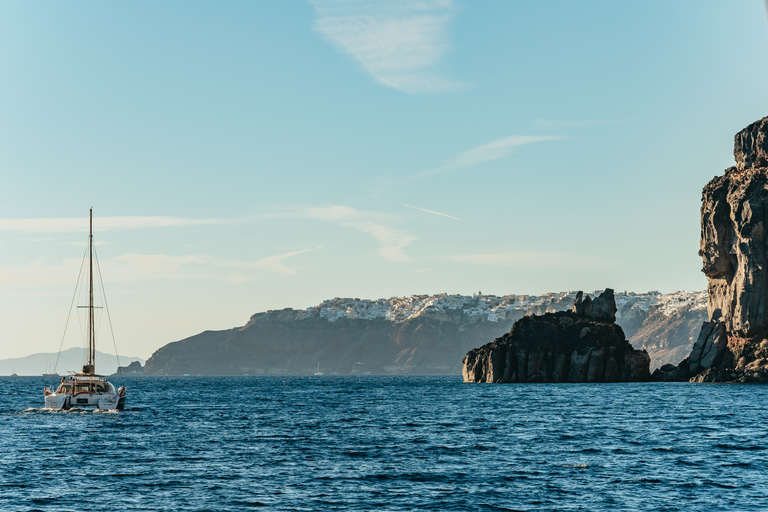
[306,205,415,262]
[112,247,323,281]
[311,0,464,94]
[251,247,322,275]
[113,253,208,276]
[0,259,81,288]
[404,204,460,221]
[6,206,416,266]
[449,135,560,168]
[387,134,561,187]
[0,216,229,234]
[0,246,323,288]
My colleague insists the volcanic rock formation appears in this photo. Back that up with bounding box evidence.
[462,289,651,383]
[655,116,768,382]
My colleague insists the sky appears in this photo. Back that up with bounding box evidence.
[1,0,768,361]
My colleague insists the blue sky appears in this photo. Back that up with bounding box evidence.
[1,1,768,360]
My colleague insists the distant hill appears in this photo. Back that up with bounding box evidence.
[0,348,144,377]
[140,291,707,376]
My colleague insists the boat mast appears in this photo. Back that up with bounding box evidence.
[88,208,95,371]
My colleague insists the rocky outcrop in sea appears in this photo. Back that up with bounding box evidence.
[112,360,144,377]
[655,115,768,382]
[462,289,651,383]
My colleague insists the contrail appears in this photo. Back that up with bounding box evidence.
[404,204,460,221]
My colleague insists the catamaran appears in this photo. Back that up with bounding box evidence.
[43,209,126,410]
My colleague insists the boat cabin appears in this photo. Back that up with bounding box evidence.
[54,375,113,395]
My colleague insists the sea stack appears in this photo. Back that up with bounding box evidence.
[462,289,651,383]
[655,116,768,382]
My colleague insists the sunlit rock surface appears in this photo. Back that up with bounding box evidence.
[656,115,768,382]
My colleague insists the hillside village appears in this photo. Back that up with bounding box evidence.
[299,290,707,324]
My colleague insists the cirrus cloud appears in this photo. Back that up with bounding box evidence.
[305,205,416,262]
[251,247,323,276]
[312,0,464,94]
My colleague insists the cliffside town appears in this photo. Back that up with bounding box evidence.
[295,290,705,326]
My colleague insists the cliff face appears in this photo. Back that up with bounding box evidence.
[142,310,521,376]
[700,132,768,336]
[656,116,768,382]
[626,307,705,371]
[462,290,651,383]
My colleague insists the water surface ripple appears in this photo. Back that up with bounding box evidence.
[2,376,767,511]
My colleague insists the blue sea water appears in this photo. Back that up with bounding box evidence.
[1,376,767,511]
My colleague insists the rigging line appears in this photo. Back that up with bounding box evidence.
[54,245,89,375]
[93,271,105,349]
[75,251,90,365]
[77,278,86,364]
[76,266,88,366]
[93,247,123,382]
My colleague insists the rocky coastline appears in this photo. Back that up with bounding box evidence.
[117,289,701,376]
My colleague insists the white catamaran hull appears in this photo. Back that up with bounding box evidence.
[44,393,126,410]
[44,378,127,410]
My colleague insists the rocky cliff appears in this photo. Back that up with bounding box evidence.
[624,302,705,371]
[136,290,703,376]
[462,289,650,383]
[656,116,768,382]
[701,118,768,336]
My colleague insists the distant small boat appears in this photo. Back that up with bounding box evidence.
[314,362,323,376]
[43,209,126,411]
[10,370,18,377]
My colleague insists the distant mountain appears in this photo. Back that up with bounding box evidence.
[140,291,707,376]
[0,348,144,377]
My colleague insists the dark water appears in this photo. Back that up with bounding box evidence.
[2,376,767,511]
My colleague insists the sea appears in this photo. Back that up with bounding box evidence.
[1,375,767,512]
